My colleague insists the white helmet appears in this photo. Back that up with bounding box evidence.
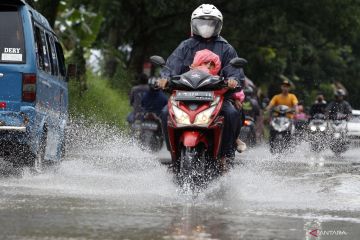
[191,4,223,39]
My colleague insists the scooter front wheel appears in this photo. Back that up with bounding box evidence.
[178,146,206,190]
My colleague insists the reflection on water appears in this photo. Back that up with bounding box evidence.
[0,122,359,239]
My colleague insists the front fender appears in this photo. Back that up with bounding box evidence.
[180,131,208,148]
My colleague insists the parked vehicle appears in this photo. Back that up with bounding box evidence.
[269,105,295,154]
[347,109,360,146]
[150,55,245,189]
[239,116,256,148]
[139,112,163,152]
[328,113,350,155]
[308,113,327,152]
[0,0,73,172]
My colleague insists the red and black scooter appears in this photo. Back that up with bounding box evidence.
[150,56,246,188]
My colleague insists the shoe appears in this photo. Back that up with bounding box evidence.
[236,139,247,153]
[219,156,235,175]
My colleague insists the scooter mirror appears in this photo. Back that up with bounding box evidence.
[230,58,248,68]
[150,56,166,67]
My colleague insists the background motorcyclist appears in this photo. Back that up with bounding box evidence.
[127,73,149,123]
[242,86,260,121]
[141,78,168,117]
[310,93,327,117]
[158,4,245,162]
[294,101,309,135]
[266,79,298,116]
[326,89,352,120]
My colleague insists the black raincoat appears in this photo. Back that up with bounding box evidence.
[160,35,244,89]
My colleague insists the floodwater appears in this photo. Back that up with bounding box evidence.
[0,122,359,240]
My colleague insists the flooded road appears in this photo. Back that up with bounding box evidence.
[0,123,359,240]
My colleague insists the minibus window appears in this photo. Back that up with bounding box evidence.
[46,33,58,76]
[34,26,45,70]
[55,42,66,77]
[34,25,52,73]
[39,29,51,73]
[0,6,25,64]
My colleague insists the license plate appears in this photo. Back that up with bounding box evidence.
[141,122,158,130]
[175,91,214,101]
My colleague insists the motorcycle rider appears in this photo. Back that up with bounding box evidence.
[326,89,352,120]
[127,73,149,123]
[266,79,298,115]
[310,93,327,117]
[141,78,168,117]
[157,4,244,166]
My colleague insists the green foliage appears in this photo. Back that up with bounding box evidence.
[57,3,103,49]
[110,63,134,91]
[37,0,360,111]
[69,73,130,128]
[55,1,104,94]
[92,0,360,107]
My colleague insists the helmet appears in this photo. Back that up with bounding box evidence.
[191,4,223,39]
[335,88,346,97]
[148,77,159,90]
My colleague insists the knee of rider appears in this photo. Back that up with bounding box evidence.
[161,107,168,118]
[225,108,239,120]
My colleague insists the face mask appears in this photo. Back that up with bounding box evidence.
[197,25,215,38]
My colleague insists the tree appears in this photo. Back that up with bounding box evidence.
[33,0,360,107]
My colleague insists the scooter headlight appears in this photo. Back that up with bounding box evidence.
[310,125,317,132]
[173,106,191,125]
[194,106,216,125]
[271,117,290,132]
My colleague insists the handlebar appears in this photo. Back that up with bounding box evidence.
[162,76,239,91]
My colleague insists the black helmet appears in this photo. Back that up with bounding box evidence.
[335,89,346,97]
[148,77,159,90]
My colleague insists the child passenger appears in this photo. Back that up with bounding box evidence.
[191,49,247,153]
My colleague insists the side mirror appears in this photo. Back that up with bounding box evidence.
[66,64,77,82]
[150,55,166,67]
[230,58,248,68]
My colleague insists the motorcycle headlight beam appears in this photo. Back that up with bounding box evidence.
[173,106,191,125]
[194,106,216,125]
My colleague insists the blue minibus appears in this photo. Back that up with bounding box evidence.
[0,0,71,172]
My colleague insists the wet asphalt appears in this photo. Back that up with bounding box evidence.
[0,124,359,240]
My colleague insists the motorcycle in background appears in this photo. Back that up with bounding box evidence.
[269,105,295,154]
[139,112,164,152]
[328,113,350,155]
[128,113,143,142]
[307,113,327,152]
[239,116,256,148]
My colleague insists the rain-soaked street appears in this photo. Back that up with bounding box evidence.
[0,123,359,240]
